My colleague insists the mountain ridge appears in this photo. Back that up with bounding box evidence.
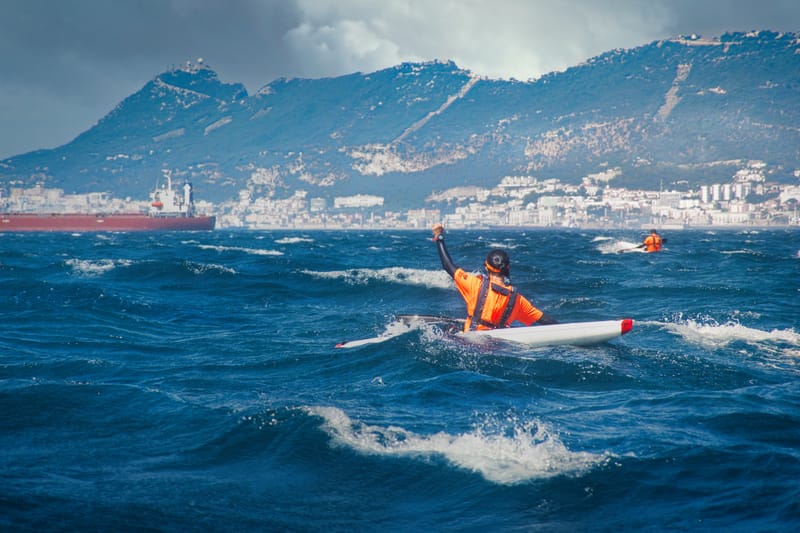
[2,31,799,211]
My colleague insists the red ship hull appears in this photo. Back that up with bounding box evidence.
[0,213,216,232]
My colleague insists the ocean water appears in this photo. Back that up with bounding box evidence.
[1,229,799,531]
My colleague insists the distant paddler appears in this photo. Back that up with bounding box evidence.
[640,229,664,252]
[616,229,667,254]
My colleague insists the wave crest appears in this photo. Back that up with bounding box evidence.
[658,317,800,351]
[197,244,283,256]
[302,267,453,289]
[306,406,606,485]
[66,258,132,275]
[275,237,314,244]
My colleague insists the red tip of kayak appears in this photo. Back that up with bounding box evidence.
[335,342,346,349]
[621,319,634,335]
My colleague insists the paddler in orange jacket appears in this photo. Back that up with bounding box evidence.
[432,223,557,332]
[640,229,663,252]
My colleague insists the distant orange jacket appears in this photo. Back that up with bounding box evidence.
[643,234,662,252]
[453,269,544,331]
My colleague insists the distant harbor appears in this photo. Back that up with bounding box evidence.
[2,161,798,230]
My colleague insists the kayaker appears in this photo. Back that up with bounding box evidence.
[640,229,663,252]
[431,223,557,332]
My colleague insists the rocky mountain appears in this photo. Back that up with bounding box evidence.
[2,30,799,211]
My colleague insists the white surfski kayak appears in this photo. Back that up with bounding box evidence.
[459,319,633,347]
[336,317,633,349]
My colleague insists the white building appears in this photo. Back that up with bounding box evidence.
[334,194,384,209]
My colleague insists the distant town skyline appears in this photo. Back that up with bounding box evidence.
[5,161,798,230]
[2,0,800,159]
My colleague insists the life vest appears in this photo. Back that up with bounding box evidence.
[644,234,662,252]
[466,276,519,331]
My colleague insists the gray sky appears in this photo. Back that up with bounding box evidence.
[1,0,799,160]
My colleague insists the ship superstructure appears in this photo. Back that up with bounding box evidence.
[149,175,198,217]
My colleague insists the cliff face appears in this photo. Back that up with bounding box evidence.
[2,31,799,209]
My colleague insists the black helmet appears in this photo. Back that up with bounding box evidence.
[485,249,510,275]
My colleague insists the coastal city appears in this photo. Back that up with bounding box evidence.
[2,160,799,230]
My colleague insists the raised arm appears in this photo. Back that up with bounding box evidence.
[431,224,458,278]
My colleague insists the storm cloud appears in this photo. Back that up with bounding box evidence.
[1,0,798,159]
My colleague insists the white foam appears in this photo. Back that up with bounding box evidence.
[185,261,237,275]
[659,318,800,349]
[486,241,519,250]
[303,267,453,289]
[198,244,283,256]
[275,237,314,244]
[720,249,761,256]
[66,258,132,275]
[306,406,606,485]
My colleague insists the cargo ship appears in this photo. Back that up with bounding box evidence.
[0,177,215,232]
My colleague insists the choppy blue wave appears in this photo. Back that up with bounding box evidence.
[2,229,799,531]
